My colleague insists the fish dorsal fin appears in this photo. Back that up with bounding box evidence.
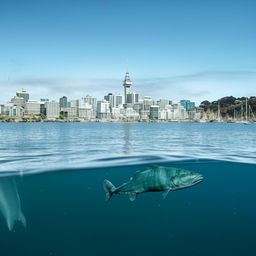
[129,193,137,202]
[162,189,170,199]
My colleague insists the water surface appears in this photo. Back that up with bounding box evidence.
[0,123,255,256]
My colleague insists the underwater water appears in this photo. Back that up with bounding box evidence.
[0,123,256,256]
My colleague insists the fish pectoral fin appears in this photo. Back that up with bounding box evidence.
[129,193,137,202]
[162,189,170,199]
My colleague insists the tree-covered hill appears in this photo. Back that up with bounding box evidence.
[200,96,256,120]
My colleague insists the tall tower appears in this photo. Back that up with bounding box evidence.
[123,72,132,104]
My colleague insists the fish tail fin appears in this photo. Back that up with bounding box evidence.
[19,212,27,228]
[103,179,116,201]
[7,212,26,231]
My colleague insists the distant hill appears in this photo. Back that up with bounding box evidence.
[199,96,256,120]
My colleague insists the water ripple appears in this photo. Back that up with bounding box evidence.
[0,122,255,176]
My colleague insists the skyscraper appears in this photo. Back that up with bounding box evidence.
[104,93,123,108]
[180,100,195,112]
[59,96,68,108]
[46,101,60,119]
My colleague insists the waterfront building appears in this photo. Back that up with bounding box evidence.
[6,103,24,117]
[46,101,60,119]
[0,104,5,115]
[188,107,204,120]
[180,100,195,112]
[173,102,188,120]
[10,96,25,107]
[149,105,160,120]
[159,109,168,120]
[79,108,95,120]
[70,99,79,117]
[39,99,49,116]
[140,110,150,120]
[96,100,110,119]
[60,107,78,119]
[59,96,68,108]
[124,107,140,121]
[111,106,124,120]
[25,101,42,115]
[78,100,96,120]
[165,105,175,120]
[16,89,29,102]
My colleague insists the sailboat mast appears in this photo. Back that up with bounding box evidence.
[245,97,248,121]
[218,101,220,122]
[241,104,243,121]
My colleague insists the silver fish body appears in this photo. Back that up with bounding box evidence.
[103,166,203,201]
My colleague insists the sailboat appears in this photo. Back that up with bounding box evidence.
[238,98,253,124]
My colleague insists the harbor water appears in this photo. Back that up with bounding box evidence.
[0,122,256,256]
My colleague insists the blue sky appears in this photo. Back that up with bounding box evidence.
[1,0,256,104]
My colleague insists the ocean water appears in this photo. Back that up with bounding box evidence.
[0,122,256,256]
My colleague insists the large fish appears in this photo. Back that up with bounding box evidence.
[103,165,204,201]
[0,177,26,231]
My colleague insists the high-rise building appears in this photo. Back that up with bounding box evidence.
[79,108,95,120]
[46,101,60,119]
[25,101,43,115]
[149,105,160,120]
[180,100,195,112]
[60,107,77,119]
[16,89,29,102]
[0,104,5,115]
[59,96,68,108]
[104,93,123,108]
[104,93,112,102]
[126,92,139,105]
[82,95,97,110]
[143,96,154,111]
[70,99,79,117]
[96,100,110,119]
[157,99,170,109]
[123,72,132,104]
[113,94,123,107]
[173,102,188,120]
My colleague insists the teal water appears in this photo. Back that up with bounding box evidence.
[0,123,256,255]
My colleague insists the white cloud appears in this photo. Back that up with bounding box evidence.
[0,70,256,105]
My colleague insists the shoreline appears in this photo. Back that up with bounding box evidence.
[0,119,254,124]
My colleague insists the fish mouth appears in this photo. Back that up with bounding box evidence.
[192,175,204,185]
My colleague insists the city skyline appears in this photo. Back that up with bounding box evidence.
[1,1,256,104]
[1,72,199,121]
[1,70,256,105]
